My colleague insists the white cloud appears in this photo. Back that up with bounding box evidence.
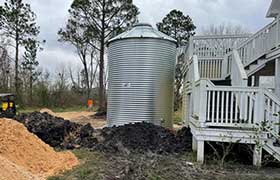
[134,0,272,33]
[0,0,274,73]
[38,47,81,73]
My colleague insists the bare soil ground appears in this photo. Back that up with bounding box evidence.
[42,109,107,129]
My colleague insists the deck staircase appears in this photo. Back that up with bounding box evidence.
[245,59,267,77]
[182,16,280,165]
[264,140,280,161]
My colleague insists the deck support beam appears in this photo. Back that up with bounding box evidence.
[275,58,280,98]
[192,136,197,151]
[253,145,262,166]
[197,140,205,163]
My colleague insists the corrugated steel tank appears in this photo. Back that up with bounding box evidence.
[107,23,177,128]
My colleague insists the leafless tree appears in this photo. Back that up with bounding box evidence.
[202,23,250,35]
[0,37,13,92]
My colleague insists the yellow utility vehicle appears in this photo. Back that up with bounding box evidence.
[0,94,16,118]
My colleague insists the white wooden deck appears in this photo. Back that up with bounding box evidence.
[181,6,280,166]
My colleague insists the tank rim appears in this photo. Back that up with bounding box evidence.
[133,23,152,28]
[107,36,177,47]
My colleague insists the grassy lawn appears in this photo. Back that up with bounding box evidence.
[48,150,107,180]
[17,105,98,114]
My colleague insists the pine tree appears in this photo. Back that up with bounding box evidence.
[67,0,139,112]
[157,9,196,45]
[21,38,41,102]
[0,0,40,96]
[157,10,196,111]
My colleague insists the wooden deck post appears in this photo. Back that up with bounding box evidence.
[275,58,280,98]
[199,80,207,127]
[276,16,279,47]
[253,145,262,166]
[192,136,197,151]
[197,140,205,163]
[255,88,265,125]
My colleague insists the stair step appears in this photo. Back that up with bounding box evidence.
[273,142,280,147]
[264,140,280,162]
[246,59,267,76]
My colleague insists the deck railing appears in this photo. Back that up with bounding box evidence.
[205,86,258,128]
[237,17,280,65]
[190,35,249,80]
[264,90,280,135]
[192,79,280,132]
[186,17,280,81]
[193,35,250,59]
[198,58,223,79]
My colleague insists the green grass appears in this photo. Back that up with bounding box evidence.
[17,107,41,113]
[17,105,98,114]
[48,150,108,180]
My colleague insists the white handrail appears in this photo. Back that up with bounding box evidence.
[264,89,280,106]
[237,17,280,65]
[223,50,248,86]
[231,50,248,86]
[193,55,200,82]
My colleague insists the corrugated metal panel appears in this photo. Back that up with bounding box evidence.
[108,34,176,128]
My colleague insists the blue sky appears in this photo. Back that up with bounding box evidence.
[0,0,273,73]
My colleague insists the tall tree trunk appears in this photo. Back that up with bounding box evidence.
[29,71,33,104]
[15,33,19,95]
[98,0,106,112]
[99,39,105,112]
[81,52,91,100]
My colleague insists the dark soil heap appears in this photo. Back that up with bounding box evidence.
[15,112,192,154]
[95,123,192,154]
[15,112,96,149]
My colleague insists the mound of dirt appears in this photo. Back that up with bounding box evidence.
[0,155,42,180]
[94,122,192,154]
[0,118,79,178]
[15,112,192,154]
[15,112,96,149]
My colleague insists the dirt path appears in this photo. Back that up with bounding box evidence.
[55,111,107,129]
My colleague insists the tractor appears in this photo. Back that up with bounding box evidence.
[0,94,16,118]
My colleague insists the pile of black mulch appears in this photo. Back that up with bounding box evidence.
[14,112,192,154]
[94,123,192,154]
[15,112,97,149]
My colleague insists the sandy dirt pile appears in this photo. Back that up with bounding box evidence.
[0,118,79,179]
[39,108,56,116]
[0,155,42,180]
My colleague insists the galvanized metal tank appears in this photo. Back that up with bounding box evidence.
[107,23,177,128]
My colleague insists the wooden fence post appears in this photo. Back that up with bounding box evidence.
[199,80,207,127]
[255,88,265,125]
[275,58,280,98]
